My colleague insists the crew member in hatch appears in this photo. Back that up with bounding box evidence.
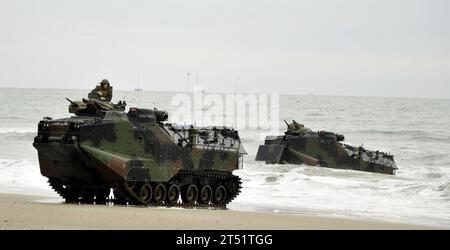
[91,79,113,102]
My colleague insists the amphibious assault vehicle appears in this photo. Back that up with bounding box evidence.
[33,94,246,206]
[255,120,397,175]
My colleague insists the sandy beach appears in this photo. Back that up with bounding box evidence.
[0,193,440,230]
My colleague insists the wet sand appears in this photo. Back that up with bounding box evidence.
[0,193,439,229]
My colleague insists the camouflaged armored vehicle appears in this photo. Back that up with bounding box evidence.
[255,120,397,175]
[33,92,246,206]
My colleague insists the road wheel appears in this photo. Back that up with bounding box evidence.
[198,185,213,204]
[181,184,198,204]
[154,183,166,204]
[139,183,153,204]
[213,185,227,204]
[166,184,180,204]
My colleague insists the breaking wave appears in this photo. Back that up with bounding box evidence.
[0,128,36,141]
[0,159,54,196]
[0,128,36,134]
[230,161,450,226]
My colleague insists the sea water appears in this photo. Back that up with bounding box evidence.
[0,88,449,226]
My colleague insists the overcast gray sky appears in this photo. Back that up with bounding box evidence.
[0,0,449,98]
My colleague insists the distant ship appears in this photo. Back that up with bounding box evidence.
[134,88,143,92]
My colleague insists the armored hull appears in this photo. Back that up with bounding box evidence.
[255,121,397,175]
[33,101,245,206]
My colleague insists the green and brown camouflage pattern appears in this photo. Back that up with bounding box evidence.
[255,120,397,175]
[66,98,126,116]
[33,96,245,206]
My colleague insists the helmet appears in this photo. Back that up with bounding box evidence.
[100,79,110,87]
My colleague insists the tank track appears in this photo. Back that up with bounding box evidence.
[47,170,242,208]
[48,178,66,198]
[48,177,110,204]
[115,170,242,208]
